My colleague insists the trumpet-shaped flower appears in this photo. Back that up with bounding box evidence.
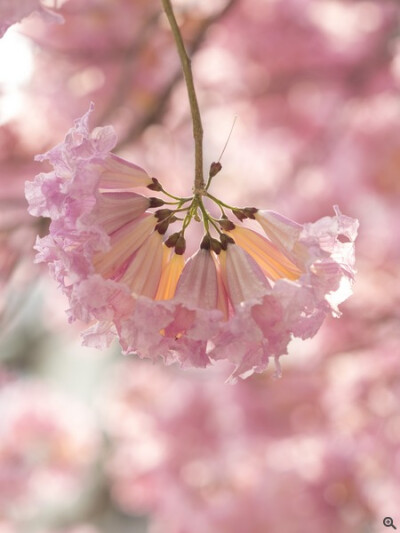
[118,249,223,369]
[26,106,358,380]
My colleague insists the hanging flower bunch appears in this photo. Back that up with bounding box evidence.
[25,0,358,381]
[25,104,357,380]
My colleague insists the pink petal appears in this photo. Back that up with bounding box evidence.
[229,226,301,281]
[92,192,150,235]
[120,231,164,298]
[99,154,152,189]
[93,215,156,279]
[155,252,185,301]
[221,244,270,306]
[174,249,218,309]
[255,210,302,252]
[68,274,134,324]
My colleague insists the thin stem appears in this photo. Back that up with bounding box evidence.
[204,174,213,192]
[206,192,237,210]
[198,200,210,233]
[215,203,227,217]
[162,200,185,205]
[159,185,192,202]
[208,216,223,235]
[161,0,204,193]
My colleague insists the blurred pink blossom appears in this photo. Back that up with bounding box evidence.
[103,352,400,533]
[0,523,100,533]
[0,378,100,521]
[0,0,63,37]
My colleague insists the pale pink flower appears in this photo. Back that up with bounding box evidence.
[0,0,63,37]
[26,105,358,379]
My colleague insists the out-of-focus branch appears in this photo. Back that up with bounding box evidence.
[96,10,161,125]
[115,0,239,151]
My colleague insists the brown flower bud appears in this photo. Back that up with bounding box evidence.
[210,238,222,254]
[147,177,163,191]
[175,235,186,255]
[218,218,235,231]
[209,162,222,179]
[149,197,165,208]
[200,234,211,250]
[155,209,173,221]
[220,233,235,250]
[231,208,246,222]
[243,207,258,219]
[155,219,170,235]
[165,232,181,248]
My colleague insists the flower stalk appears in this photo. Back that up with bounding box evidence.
[161,0,205,194]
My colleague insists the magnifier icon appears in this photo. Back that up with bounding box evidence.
[384,517,397,529]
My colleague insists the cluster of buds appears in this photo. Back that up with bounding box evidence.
[140,160,262,262]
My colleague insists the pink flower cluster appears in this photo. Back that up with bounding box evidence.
[26,105,358,380]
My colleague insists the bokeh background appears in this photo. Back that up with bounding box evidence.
[1,0,400,532]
